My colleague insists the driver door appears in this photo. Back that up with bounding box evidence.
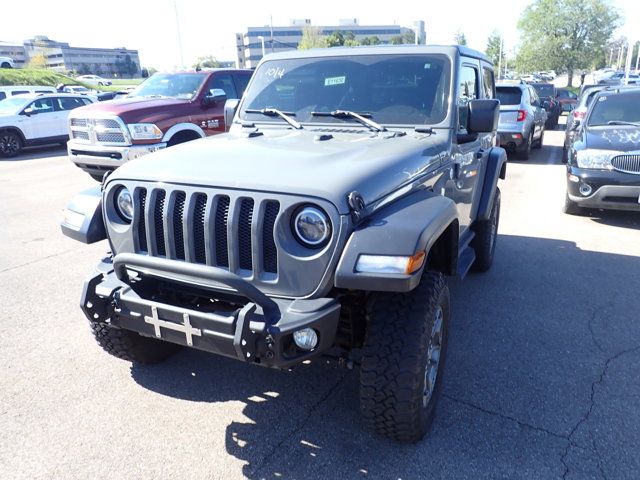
[18,97,58,141]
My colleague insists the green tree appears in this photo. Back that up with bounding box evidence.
[298,26,328,49]
[326,31,345,47]
[485,31,503,67]
[454,30,467,46]
[26,52,47,69]
[193,55,221,69]
[361,36,381,46]
[517,0,620,86]
[390,31,417,45]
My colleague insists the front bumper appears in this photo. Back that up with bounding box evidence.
[68,141,166,177]
[567,166,640,211]
[82,254,341,368]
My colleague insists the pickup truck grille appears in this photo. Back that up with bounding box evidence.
[611,154,640,174]
[69,116,129,145]
[135,187,280,276]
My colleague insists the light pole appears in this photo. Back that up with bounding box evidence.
[257,36,266,57]
[173,0,185,69]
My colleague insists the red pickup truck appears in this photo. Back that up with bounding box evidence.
[67,69,252,180]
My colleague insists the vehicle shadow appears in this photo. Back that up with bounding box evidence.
[586,208,640,229]
[507,142,563,166]
[0,143,67,161]
[130,234,640,479]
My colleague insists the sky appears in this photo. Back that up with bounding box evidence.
[1,0,639,70]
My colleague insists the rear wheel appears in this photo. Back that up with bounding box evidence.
[91,323,180,364]
[518,130,533,160]
[360,271,450,443]
[471,187,501,272]
[533,129,544,149]
[0,131,22,157]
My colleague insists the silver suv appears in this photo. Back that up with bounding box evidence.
[496,83,547,159]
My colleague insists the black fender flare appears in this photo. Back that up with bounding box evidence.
[477,147,507,221]
[60,186,106,244]
[334,188,458,292]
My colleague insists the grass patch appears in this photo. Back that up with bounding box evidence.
[109,78,143,86]
[0,68,142,91]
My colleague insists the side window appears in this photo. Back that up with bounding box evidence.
[233,73,251,97]
[12,90,29,96]
[81,98,93,106]
[482,67,495,99]
[56,96,86,111]
[458,65,478,132]
[205,74,238,99]
[26,98,55,114]
[529,88,539,106]
[0,92,5,101]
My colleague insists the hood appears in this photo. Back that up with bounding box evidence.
[70,96,190,123]
[108,129,450,214]
[584,127,640,151]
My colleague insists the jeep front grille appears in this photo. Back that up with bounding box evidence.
[611,154,640,174]
[135,188,280,276]
[69,116,129,145]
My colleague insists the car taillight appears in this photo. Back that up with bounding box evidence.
[572,110,586,119]
[517,110,527,122]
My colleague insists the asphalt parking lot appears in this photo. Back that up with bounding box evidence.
[1,122,639,480]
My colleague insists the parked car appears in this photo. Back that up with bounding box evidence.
[563,87,640,214]
[0,56,14,68]
[598,72,640,86]
[556,88,578,112]
[496,82,547,159]
[68,68,253,180]
[563,85,608,161]
[0,93,94,157]
[60,45,506,443]
[531,83,562,129]
[76,75,112,86]
[0,85,56,101]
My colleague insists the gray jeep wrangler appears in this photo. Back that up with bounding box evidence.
[61,45,506,442]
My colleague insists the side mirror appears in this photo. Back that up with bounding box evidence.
[224,99,240,131]
[203,88,227,107]
[467,99,499,134]
[22,108,35,116]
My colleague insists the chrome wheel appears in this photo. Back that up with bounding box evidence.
[423,306,444,407]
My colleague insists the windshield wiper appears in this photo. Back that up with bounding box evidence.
[606,120,640,127]
[311,110,387,132]
[244,108,302,129]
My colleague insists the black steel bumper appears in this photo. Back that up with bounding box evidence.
[566,166,640,211]
[81,253,341,368]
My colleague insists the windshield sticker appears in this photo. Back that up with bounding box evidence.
[598,96,607,102]
[264,66,285,80]
[324,76,346,86]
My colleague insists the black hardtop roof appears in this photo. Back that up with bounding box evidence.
[261,44,492,65]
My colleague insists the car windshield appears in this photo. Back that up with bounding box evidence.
[130,73,207,100]
[588,91,640,126]
[496,87,522,105]
[240,54,451,126]
[0,97,28,114]
[532,84,555,97]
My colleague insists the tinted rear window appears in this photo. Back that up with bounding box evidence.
[496,87,522,105]
[532,84,555,97]
[588,92,640,126]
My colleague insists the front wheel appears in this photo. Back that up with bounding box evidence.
[0,131,22,157]
[1,62,11,69]
[91,323,180,364]
[563,193,585,216]
[360,271,450,443]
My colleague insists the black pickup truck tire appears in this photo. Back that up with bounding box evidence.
[471,187,501,272]
[90,323,180,364]
[360,271,450,443]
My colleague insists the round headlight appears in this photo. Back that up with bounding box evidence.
[115,187,134,222]
[293,206,331,247]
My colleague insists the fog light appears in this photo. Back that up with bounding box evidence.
[293,328,318,351]
[579,184,592,196]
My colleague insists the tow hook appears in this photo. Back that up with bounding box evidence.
[264,334,275,359]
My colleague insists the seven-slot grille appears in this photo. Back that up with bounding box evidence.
[611,154,640,174]
[69,117,128,145]
[135,188,280,276]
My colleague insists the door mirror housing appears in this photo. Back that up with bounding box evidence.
[224,99,240,131]
[467,99,499,133]
[22,108,35,116]
[203,88,227,107]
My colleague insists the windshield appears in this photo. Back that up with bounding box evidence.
[130,73,207,100]
[588,91,640,126]
[0,97,27,114]
[240,54,451,126]
[532,84,555,97]
[496,87,522,105]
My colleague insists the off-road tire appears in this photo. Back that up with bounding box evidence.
[360,271,450,443]
[471,187,501,272]
[518,131,533,160]
[0,130,22,157]
[90,323,180,364]
[563,193,584,216]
